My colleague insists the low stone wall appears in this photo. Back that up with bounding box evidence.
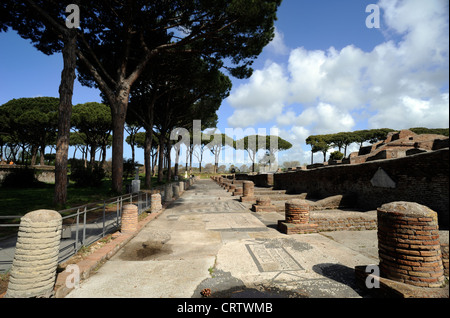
[0,165,55,183]
[310,212,378,232]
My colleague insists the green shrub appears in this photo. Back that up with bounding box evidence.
[70,162,106,187]
[329,151,344,161]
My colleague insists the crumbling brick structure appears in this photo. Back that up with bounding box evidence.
[377,202,445,288]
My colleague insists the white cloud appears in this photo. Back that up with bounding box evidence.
[227,61,289,128]
[226,0,449,164]
[369,93,450,129]
[266,27,290,56]
[295,103,356,134]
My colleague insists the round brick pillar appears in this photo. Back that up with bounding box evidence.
[257,196,271,206]
[6,210,62,298]
[377,202,445,288]
[285,200,310,224]
[121,204,138,234]
[242,181,254,197]
[228,184,236,192]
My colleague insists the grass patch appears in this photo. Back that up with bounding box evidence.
[0,175,165,218]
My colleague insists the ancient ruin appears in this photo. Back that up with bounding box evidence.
[346,129,449,165]
[5,210,62,298]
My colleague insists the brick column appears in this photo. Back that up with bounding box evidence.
[278,200,317,234]
[377,202,445,288]
[173,184,180,199]
[6,210,62,298]
[243,181,254,197]
[151,193,162,213]
[233,187,243,196]
[252,196,276,212]
[164,183,173,203]
[285,199,310,224]
[240,181,255,202]
[121,204,138,234]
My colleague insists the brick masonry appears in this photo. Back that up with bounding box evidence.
[273,148,449,227]
[278,199,318,234]
[121,204,138,234]
[377,202,445,288]
[310,215,377,232]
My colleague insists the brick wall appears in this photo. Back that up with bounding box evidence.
[273,149,449,228]
[310,216,377,232]
[235,173,273,187]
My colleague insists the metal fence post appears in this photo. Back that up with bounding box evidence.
[82,206,87,246]
[75,208,80,252]
[102,201,106,237]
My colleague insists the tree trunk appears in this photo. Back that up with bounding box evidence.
[157,134,165,183]
[90,144,96,167]
[130,141,135,165]
[101,144,107,166]
[174,145,180,177]
[111,103,128,194]
[189,145,193,175]
[144,129,153,188]
[152,145,159,176]
[31,146,38,166]
[166,140,172,182]
[39,144,45,166]
[144,99,154,188]
[54,30,77,205]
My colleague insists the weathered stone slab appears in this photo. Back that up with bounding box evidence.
[246,243,303,272]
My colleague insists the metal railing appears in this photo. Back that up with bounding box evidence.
[57,191,153,264]
[0,190,160,273]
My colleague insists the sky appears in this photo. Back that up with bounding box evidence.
[0,0,449,168]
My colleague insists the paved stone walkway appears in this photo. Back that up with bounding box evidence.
[65,179,379,298]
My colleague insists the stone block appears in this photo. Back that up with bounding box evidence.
[6,210,62,298]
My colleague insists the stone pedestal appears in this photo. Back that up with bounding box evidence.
[252,196,276,212]
[131,180,140,193]
[173,184,180,198]
[178,181,184,193]
[164,184,173,203]
[151,193,162,213]
[6,210,62,298]
[278,200,318,234]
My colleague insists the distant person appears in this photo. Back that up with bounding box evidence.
[9,160,14,165]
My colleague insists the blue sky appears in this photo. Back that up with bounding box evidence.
[1,0,449,167]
